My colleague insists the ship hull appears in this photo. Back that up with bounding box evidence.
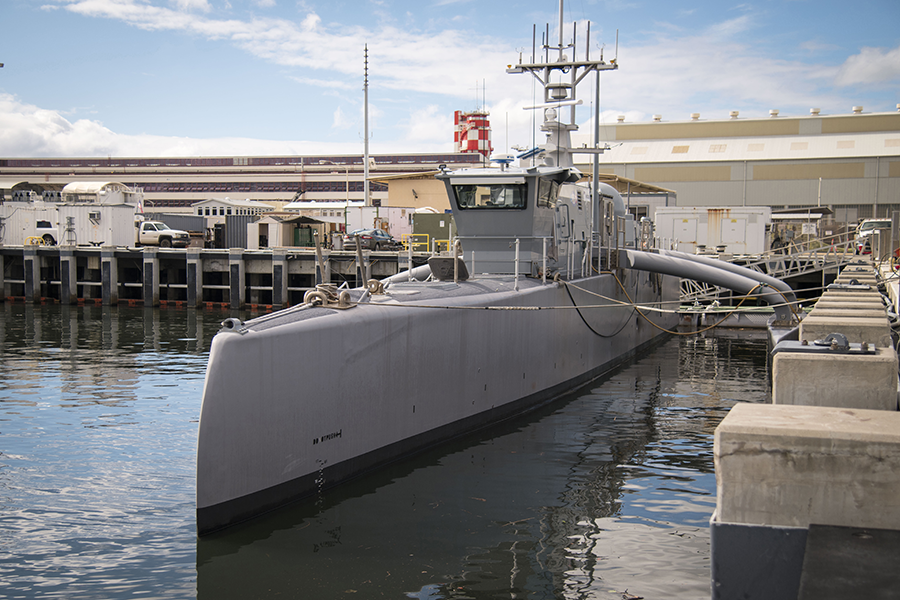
[197,270,678,534]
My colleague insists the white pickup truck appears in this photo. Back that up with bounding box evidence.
[135,220,191,248]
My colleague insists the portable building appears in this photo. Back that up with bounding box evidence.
[0,202,136,246]
[654,207,771,254]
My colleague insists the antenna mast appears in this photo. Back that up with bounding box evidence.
[506,0,617,167]
[507,0,618,262]
[364,45,370,207]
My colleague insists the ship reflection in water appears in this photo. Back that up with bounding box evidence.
[197,330,769,600]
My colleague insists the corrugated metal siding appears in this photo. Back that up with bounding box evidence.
[823,115,900,134]
[634,165,732,183]
[609,119,801,141]
[225,215,253,248]
[144,213,206,232]
[753,162,865,180]
[588,132,900,164]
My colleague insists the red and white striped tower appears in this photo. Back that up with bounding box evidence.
[454,110,493,158]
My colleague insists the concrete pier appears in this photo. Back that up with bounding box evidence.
[712,261,900,599]
[716,403,900,530]
[0,245,424,310]
[798,314,892,347]
[773,345,897,409]
[775,263,897,408]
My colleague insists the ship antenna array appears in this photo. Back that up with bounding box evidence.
[508,4,617,123]
[506,0,618,263]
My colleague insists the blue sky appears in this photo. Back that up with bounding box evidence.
[1,0,898,158]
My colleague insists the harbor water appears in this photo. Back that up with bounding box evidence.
[0,303,770,599]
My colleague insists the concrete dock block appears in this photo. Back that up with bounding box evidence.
[799,314,891,347]
[808,308,886,319]
[822,289,881,298]
[772,346,898,410]
[820,292,882,304]
[839,265,876,273]
[813,300,885,311]
[835,276,877,285]
[715,403,900,530]
[836,269,876,277]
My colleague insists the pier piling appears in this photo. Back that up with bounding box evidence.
[102,246,118,306]
[143,248,159,308]
[186,248,202,308]
[0,245,421,309]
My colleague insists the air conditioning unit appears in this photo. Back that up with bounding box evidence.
[88,211,101,220]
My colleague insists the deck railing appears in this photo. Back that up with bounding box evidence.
[679,231,861,303]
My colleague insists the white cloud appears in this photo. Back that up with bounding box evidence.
[171,0,211,12]
[705,14,753,40]
[400,104,452,147]
[332,106,349,129]
[50,0,515,101]
[0,94,119,157]
[0,93,376,157]
[593,17,847,121]
[289,76,356,90]
[835,45,900,87]
[800,40,839,54]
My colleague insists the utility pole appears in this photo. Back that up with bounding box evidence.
[363,46,370,208]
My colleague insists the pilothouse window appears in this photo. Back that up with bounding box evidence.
[454,184,527,209]
[537,179,559,208]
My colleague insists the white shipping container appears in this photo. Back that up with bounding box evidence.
[345,206,413,238]
[654,207,771,255]
[0,202,137,246]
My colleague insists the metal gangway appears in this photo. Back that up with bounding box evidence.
[680,231,861,303]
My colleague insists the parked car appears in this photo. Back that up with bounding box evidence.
[343,228,402,251]
[36,220,57,245]
[135,220,191,248]
[855,218,892,254]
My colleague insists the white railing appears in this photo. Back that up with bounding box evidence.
[680,232,861,303]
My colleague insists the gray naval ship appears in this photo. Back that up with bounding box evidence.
[196,3,797,535]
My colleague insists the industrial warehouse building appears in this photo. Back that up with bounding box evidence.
[573,107,900,229]
[0,153,484,210]
[1,107,898,234]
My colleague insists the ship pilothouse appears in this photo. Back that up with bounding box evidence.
[437,109,623,280]
[438,158,586,279]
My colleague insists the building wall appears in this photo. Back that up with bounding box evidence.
[579,111,900,226]
[601,112,900,142]
[382,179,451,212]
[0,153,482,208]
